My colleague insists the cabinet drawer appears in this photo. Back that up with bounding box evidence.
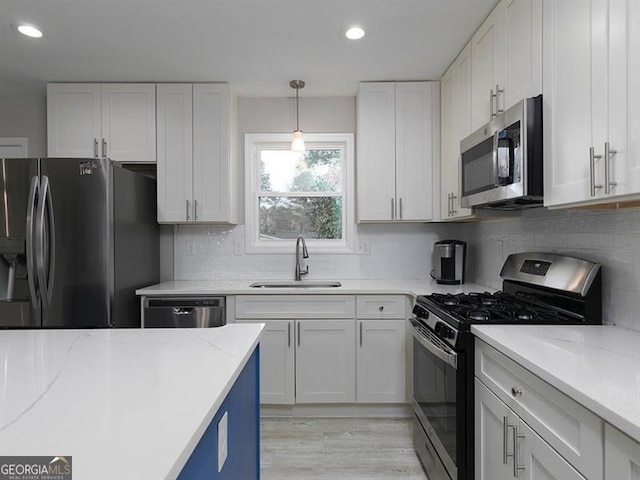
[235,295,356,319]
[356,295,407,318]
[475,339,603,480]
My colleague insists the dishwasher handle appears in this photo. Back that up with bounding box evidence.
[145,297,225,308]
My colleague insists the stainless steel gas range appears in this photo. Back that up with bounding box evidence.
[410,252,602,480]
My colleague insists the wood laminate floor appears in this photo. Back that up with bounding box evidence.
[260,417,429,480]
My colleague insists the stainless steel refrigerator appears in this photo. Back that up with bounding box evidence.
[0,158,159,328]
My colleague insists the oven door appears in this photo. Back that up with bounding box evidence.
[411,321,458,480]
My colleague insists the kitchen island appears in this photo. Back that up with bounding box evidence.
[0,324,264,479]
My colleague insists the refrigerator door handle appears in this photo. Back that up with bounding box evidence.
[26,175,40,309]
[36,175,56,308]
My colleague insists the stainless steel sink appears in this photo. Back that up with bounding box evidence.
[250,281,342,288]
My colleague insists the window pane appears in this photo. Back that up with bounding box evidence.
[259,196,343,240]
[260,148,342,193]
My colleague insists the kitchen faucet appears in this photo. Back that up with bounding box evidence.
[295,235,309,281]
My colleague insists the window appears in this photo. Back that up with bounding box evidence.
[245,133,354,253]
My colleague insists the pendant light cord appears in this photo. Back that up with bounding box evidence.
[295,87,300,131]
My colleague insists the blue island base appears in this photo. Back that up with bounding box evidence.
[178,347,260,479]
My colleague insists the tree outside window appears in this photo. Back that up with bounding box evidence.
[245,133,354,253]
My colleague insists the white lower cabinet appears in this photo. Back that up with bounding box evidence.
[356,319,406,403]
[356,295,407,403]
[252,319,295,405]
[475,378,515,480]
[234,294,408,406]
[605,423,640,479]
[295,320,356,403]
[475,339,603,480]
[476,379,586,480]
[235,318,355,404]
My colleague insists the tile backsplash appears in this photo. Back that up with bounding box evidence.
[174,224,440,281]
[437,207,640,332]
[173,206,640,333]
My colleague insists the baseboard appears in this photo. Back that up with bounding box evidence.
[260,403,411,418]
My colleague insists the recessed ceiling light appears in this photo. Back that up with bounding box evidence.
[345,26,365,40]
[16,24,44,38]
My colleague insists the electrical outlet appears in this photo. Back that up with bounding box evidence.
[233,240,243,255]
[357,241,370,255]
[186,241,196,256]
[218,411,228,473]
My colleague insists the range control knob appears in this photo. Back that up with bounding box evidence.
[436,323,456,339]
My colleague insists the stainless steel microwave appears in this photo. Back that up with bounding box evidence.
[460,95,543,210]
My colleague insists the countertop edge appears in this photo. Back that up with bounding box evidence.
[135,280,494,298]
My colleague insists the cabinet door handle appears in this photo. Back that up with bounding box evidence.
[102,138,107,158]
[503,416,509,464]
[288,322,291,348]
[359,322,363,347]
[451,193,457,216]
[399,197,403,219]
[590,147,603,197]
[490,88,495,119]
[186,200,191,221]
[297,322,301,347]
[391,198,395,220]
[495,84,504,115]
[604,142,617,194]
[511,386,523,397]
[194,199,199,221]
[512,425,526,477]
[93,138,99,158]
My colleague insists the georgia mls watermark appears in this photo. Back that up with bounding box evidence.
[0,456,72,480]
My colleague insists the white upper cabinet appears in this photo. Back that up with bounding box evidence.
[503,0,542,109]
[156,84,194,223]
[471,0,542,131]
[47,83,156,163]
[471,1,507,130]
[357,82,440,223]
[440,43,475,220]
[544,0,640,208]
[156,83,237,224]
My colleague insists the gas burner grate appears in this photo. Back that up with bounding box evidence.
[421,291,578,325]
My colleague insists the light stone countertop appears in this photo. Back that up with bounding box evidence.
[136,278,494,297]
[471,324,640,443]
[0,324,264,480]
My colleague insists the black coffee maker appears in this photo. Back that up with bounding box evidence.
[433,240,466,284]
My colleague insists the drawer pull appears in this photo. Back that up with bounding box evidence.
[511,386,523,397]
[378,305,384,312]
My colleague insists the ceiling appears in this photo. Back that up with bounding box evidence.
[0,0,498,98]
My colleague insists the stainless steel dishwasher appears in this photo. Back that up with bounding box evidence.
[143,297,226,328]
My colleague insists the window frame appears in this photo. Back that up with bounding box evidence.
[244,133,355,254]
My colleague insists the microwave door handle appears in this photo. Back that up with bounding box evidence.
[493,133,500,187]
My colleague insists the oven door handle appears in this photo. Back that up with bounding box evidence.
[411,323,457,369]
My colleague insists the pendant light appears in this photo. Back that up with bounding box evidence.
[290,80,305,153]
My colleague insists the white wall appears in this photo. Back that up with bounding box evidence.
[173,96,439,281]
[0,96,47,156]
